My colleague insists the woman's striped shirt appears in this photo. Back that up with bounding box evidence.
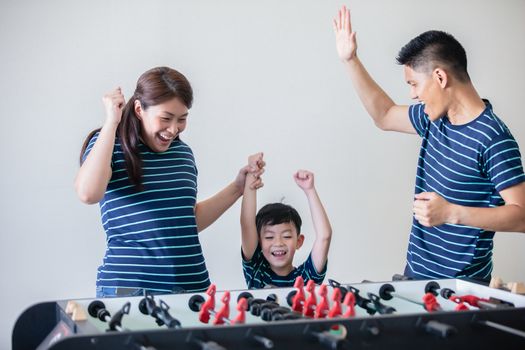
[83,133,210,293]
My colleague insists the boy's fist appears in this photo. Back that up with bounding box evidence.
[294,170,314,190]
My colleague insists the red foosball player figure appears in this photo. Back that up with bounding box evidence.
[199,284,216,323]
[291,276,306,313]
[303,280,318,317]
[231,298,248,325]
[342,291,356,317]
[422,293,442,312]
[327,287,342,318]
[315,284,330,318]
[213,291,230,325]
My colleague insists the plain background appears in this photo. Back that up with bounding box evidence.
[1,0,524,348]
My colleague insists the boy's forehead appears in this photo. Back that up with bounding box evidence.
[261,222,297,234]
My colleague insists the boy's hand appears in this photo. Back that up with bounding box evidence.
[333,5,357,63]
[294,170,314,191]
[248,152,265,173]
[234,152,265,195]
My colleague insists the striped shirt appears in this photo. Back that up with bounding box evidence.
[242,245,326,289]
[83,133,210,293]
[406,101,525,281]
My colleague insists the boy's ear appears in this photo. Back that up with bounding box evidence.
[296,234,305,249]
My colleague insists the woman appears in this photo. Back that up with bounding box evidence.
[75,66,263,297]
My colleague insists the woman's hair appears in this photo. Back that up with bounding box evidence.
[79,67,193,191]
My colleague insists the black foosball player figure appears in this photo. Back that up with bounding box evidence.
[138,292,181,328]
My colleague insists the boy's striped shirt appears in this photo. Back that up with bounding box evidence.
[242,245,326,289]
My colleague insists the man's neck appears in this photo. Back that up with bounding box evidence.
[446,83,487,125]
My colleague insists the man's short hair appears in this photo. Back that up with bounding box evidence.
[256,203,302,235]
[396,30,470,82]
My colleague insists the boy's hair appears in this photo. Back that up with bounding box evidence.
[256,203,302,235]
[396,30,470,83]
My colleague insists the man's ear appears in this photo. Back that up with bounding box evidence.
[433,68,448,88]
[296,234,305,249]
[134,100,143,120]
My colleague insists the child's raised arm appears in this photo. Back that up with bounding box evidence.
[241,153,265,260]
[293,170,332,273]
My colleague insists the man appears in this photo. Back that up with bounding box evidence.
[333,6,525,280]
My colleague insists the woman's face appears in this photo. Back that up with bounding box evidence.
[135,97,189,152]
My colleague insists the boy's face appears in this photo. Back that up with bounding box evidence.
[260,222,304,275]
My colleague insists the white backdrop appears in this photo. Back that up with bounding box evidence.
[1,0,524,348]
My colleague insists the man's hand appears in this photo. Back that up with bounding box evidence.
[333,5,357,62]
[413,192,454,227]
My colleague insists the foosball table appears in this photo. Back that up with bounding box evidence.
[12,277,525,349]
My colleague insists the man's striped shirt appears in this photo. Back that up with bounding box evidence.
[83,133,210,293]
[406,101,525,281]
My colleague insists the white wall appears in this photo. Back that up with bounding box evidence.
[1,0,524,348]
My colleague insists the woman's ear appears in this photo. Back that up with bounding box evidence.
[134,100,143,120]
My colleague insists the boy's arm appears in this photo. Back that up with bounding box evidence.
[294,171,332,273]
[333,6,414,134]
[240,153,264,260]
[241,175,259,260]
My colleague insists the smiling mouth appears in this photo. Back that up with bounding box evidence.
[271,250,287,257]
[158,133,173,143]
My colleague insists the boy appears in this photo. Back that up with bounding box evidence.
[241,153,332,288]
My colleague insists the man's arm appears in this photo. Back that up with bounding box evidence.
[333,6,414,134]
[413,182,525,232]
[294,171,332,273]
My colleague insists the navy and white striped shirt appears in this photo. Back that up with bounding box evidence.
[406,101,525,281]
[242,245,327,289]
[83,133,210,293]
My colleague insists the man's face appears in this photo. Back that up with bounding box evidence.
[260,222,304,274]
[404,65,447,121]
